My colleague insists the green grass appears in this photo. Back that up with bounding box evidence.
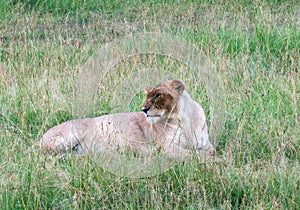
[1,0,299,209]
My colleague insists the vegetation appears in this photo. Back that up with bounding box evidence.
[0,0,299,209]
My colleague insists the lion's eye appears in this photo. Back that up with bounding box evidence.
[154,93,161,99]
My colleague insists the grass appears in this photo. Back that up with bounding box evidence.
[1,0,299,209]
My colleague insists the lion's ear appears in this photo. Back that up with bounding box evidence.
[171,80,185,95]
[144,88,152,94]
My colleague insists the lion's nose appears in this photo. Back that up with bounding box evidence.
[142,106,150,114]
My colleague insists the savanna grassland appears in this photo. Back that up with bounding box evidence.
[0,0,299,209]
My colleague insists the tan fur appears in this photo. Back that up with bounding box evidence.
[40,80,215,160]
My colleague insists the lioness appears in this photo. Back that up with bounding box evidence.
[41,80,215,160]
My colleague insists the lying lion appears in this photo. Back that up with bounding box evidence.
[41,80,216,161]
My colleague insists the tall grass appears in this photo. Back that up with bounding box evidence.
[1,0,299,209]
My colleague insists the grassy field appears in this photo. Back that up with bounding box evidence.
[1,0,300,209]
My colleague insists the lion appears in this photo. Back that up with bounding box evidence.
[40,80,216,160]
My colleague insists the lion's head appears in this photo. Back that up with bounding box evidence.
[142,80,185,123]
